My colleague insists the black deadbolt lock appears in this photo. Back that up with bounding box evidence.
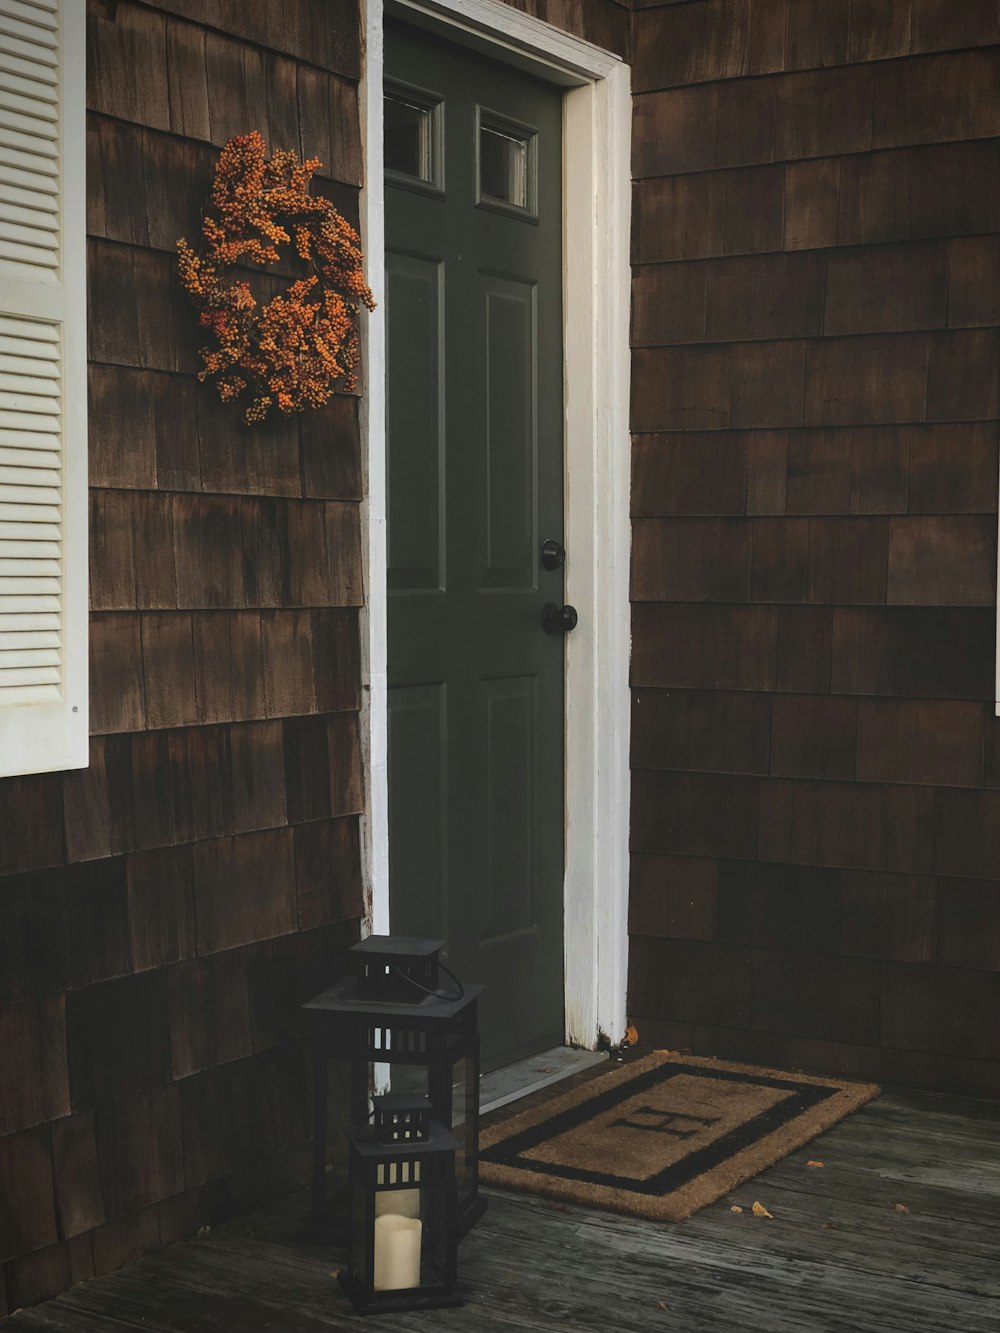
[542,603,578,634]
[540,539,565,571]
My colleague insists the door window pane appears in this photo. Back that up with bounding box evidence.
[480,126,527,207]
[476,112,536,217]
[384,93,432,180]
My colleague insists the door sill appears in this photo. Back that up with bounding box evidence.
[479,1046,607,1115]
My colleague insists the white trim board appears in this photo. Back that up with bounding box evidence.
[359,0,632,1051]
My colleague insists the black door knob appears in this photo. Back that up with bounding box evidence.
[542,603,578,634]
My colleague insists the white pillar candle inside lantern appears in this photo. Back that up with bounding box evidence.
[374,1213,422,1290]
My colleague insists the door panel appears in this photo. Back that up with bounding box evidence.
[479,673,538,944]
[481,275,537,589]
[385,20,564,1069]
[385,252,444,591]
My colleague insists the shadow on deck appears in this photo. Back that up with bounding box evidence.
[6,1087,999,1332]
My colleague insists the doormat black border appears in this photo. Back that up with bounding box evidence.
[480,1060,835,1197]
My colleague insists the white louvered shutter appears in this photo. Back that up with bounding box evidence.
[0,0,87,777]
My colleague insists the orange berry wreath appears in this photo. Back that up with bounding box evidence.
[177,132,376,425]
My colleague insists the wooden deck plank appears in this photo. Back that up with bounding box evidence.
[7,1090,1000,1333]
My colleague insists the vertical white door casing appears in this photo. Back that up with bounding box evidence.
[0,0,88,778]
[359,0,631,1051]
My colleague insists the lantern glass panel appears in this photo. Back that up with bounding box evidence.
[450,1055,476,1200]
[388,1064,430,1100]
[348,1155,368,1287]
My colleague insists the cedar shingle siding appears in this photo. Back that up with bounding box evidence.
[629,0,1000,1097]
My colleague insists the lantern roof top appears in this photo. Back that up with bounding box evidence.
[304,974,484,1019]
[351,1118,459,1156]
[351,934,446,957]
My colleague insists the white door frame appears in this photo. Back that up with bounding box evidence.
[358,0,632,1051]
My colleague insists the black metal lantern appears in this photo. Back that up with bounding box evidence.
[340,1093,462,1315]
[305,936,486,1240]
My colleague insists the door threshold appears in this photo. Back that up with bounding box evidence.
[479,1046,607,1115]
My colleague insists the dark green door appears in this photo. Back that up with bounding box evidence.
[384,21,565,1070]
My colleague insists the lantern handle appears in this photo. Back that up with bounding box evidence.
[393,961,465,1004]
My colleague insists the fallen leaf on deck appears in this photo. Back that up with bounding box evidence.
[806,1160,824,1168]
[656,1301,670,1310]
[729,1205,743,1214]
[624,1024,639,1046]
[893,1203,910,1213]
[751,1201,773,1218]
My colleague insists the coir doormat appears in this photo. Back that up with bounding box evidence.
[480,1052,878,1222]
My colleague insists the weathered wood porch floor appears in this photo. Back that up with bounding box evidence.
[7,1087,999,1332]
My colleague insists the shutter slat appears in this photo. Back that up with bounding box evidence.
[0,525,59,544]
[0,2,58,33]
[0,556,59,575]
[0,1,58,25]
[0,506,61,525]
[0,13,57,48]
[0,439,61,461]
[0,463,59,485]
[0,87,56,124]
[0,247,58,277]
[0,575,60,593]
[0,57,55,91]
[0,372,59,397]
[0,139,58,175]
[0,220,58,254]
[0,318,57,342]
[0,645,58,667]
[0,182,57,219]
[0,118,57,154]
[0,634,59,655]
[0,351,59,378]
[0,446,58,467]
[0,524,59,543]
[0,631,60,653]
[0,611,58,630]
[0,664,59,686]
[0,64,56,106]
[0,347,58,376]
[0,197,57,229]
[0,613,58,634]
[0,29,57,68]
[0,592,59,613]
[0,2,58,27]
[0,373,58,397]
[0,409,60,432]
[0,481,59,503]
[0,343,59,370]
[0,160,58,203]
[0,538,59,555]
[0,102,56,139]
